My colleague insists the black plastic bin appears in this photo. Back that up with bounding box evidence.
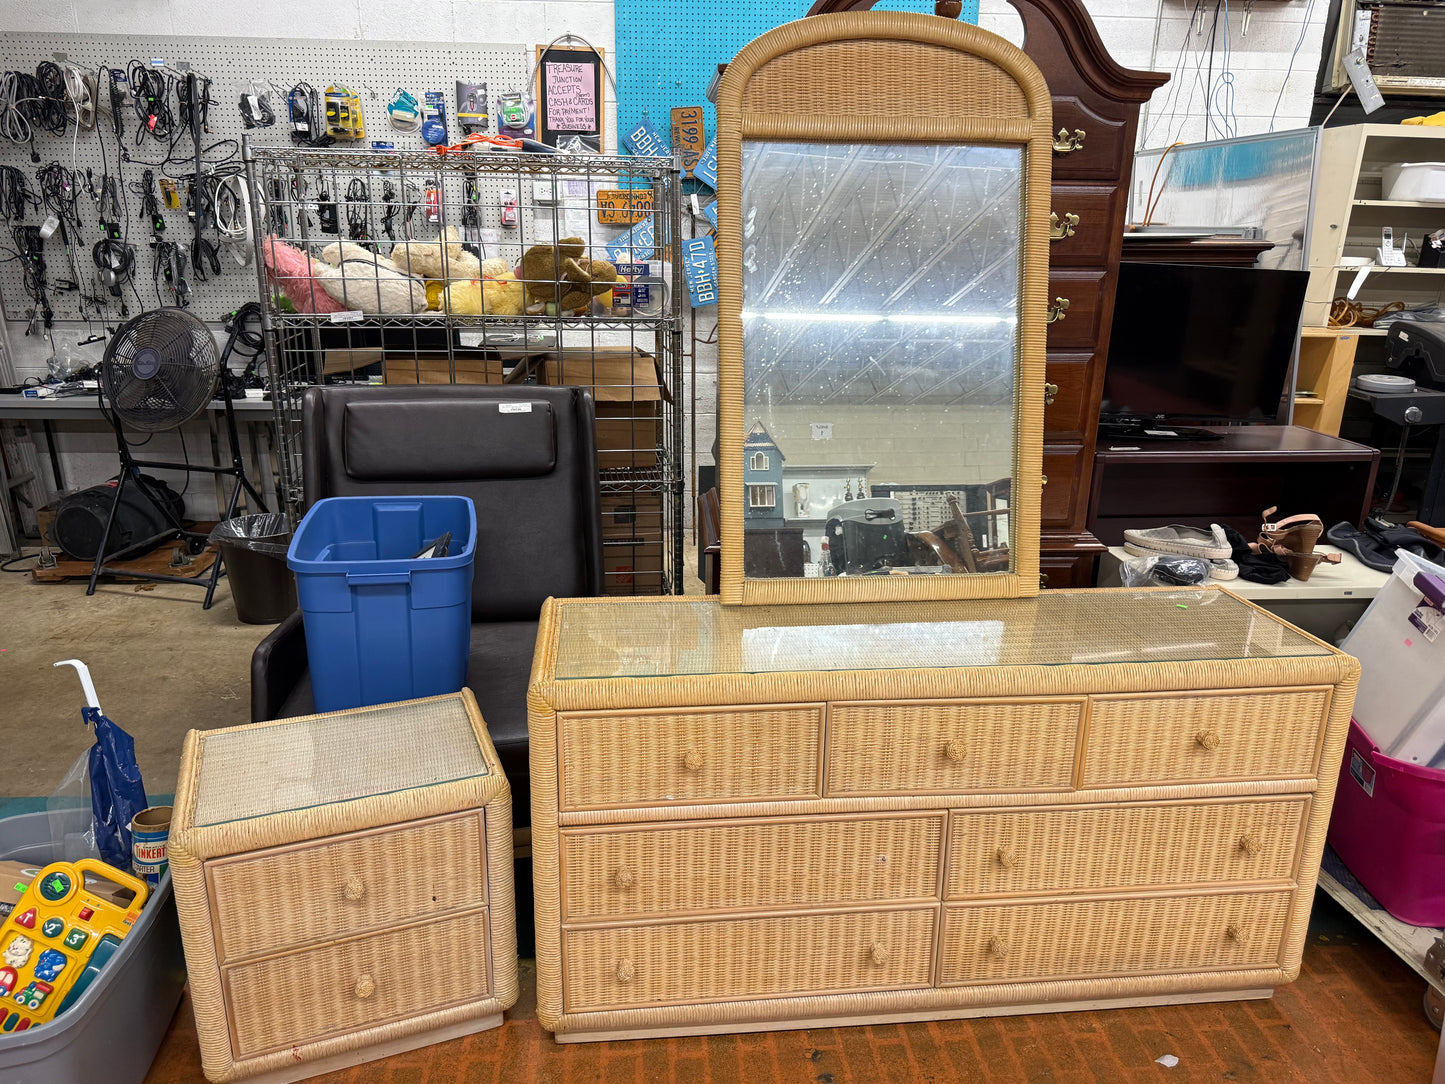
[209,515,297,624]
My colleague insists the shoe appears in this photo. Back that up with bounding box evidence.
[1260,542,1342,582]
[1327,519,1445,572]
[1124,542,1238,580]
[1408,521,1445,548]
[1259,507,1323,555]
[1121,523,1232,561]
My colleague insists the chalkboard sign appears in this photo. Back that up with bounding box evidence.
[536,45,606,152]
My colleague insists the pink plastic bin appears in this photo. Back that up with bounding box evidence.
[1328,717,1445,927]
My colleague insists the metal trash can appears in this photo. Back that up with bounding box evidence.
[209,514,297,624]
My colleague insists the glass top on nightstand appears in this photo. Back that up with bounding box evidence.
[551,589,1332,680]
[191,695,489,827]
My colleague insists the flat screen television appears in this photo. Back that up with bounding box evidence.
[1100,261,1309,440]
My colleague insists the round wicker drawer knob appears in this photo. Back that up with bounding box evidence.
[987,936,1009,958]
[869,942,890,966]
[1195,729,1222,751]
[943,739,967,762]
[1225,924,1242,942]
[995,846,1018,869]
[342,875,366,902]
[614,866,637,890]
[1238,831,1263,858]
[682,751,705,771]
[354,974,375,999]
[616,958,635,984]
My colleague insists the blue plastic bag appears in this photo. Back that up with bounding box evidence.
[82,706,148,871]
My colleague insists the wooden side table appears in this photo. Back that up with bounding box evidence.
[170,690,516,1083]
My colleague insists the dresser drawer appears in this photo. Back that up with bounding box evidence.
[223,908,491,1058]
[207,812,486,962]
[1049,97,1131,183]
[559,704,823,809]
[1082,689,1332,788]
[562,907,935,1013]
[562,813,944,921]
[1047,185,1122,267]
[826,699,1083,796]
[1041,444,1088,528]
[1044,352,1096,442]
[1045,271,1106,350]
[945,798,1308,900]
[939,890,1292,986]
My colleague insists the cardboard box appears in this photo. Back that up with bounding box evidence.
[515,349,668,471]
[604,540,664,595]
[323,348,384,377]
[601,492,664,541]
[383,353,503,386]
[0,861,40,920]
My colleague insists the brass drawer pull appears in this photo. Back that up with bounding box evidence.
[995,845,1018,870]
[342,875,365,902]
[614,866,637,890]
[1053,128,1086,154]
[987,936,1010,957]
[1047,297,1070,324]
[354,974,375,999]
[682,750,704,771]
[1196,729,1222,751]
[869,941,890,966]
[1049,212,1079,240]
[942,738,967,762]
[1044,381,1058,406]
[616,958,635,983]
[1238,831,1262,858]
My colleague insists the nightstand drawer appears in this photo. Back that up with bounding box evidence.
[945,798,1308,899]
[208,812,487,962]
[562,813,944,921]
[558,704,823,809]
[939,890,1292,985]
[562,907,935,1013]
[826,699,1083,795]
[223,908,492,1059]
[1082,689,1331,788]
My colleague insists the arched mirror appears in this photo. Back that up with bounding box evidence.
[715,12,1052,605]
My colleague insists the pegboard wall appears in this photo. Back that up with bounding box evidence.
[0,33,534,327]
[614,0,979,160]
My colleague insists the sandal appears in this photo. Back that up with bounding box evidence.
[1260,542,1341,582]
[1259,506,1323,555]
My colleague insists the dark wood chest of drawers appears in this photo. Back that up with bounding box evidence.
[1014,0,1168,587]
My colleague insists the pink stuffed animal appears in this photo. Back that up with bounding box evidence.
[261,236,348,314]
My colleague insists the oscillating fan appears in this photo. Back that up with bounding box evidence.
[84,303,270,607]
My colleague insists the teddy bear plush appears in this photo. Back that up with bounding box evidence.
[441,256,527,316]
[315,243,427,314]
[261,236,349,314]
[520,237,619,315]
[389,227,480,281]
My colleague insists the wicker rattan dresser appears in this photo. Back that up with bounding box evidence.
[528,588,1359,1041]
[170,690,517,1083]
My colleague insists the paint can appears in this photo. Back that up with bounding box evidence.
[130,806,172,886]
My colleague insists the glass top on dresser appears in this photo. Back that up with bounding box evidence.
[551,590,1331,680]
[192,696,489,827]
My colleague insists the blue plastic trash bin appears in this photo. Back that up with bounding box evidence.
[287,495,477,712]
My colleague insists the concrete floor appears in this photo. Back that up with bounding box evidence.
[0,566,270,800]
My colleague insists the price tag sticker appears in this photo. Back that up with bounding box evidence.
[329,310,365,324]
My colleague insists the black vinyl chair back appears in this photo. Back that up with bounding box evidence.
[300,384,605,620]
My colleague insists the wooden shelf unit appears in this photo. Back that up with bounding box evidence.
[1302,124,1445,435]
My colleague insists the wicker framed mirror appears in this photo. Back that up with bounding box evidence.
[715,12,1052,605]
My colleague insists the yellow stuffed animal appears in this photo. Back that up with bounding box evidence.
[441,257,526,316]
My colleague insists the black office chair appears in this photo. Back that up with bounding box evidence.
[250,383,605,830]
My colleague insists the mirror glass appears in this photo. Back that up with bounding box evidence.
[739,141,1022,580]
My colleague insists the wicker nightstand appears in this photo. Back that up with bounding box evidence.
[170,690,516,1083]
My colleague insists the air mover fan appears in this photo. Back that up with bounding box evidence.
[102,308,219,430]
[82,303,270,608]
